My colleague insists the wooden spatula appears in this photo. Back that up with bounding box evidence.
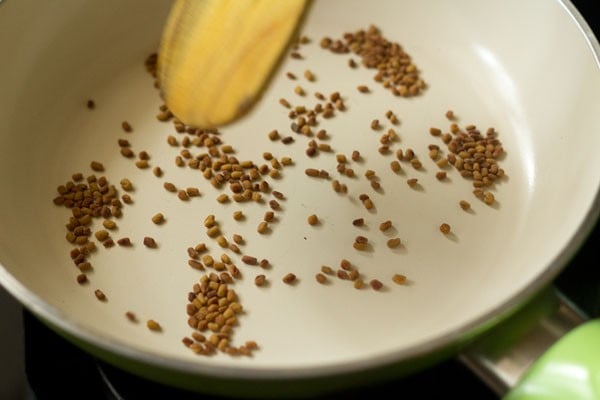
[157,0,308,128]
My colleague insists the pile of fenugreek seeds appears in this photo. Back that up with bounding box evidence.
[53,25,506,357]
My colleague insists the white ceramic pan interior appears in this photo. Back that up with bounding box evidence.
[0,0,599,382]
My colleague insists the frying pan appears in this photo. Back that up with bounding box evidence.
[0,0,599,398]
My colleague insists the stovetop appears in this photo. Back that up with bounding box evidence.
[0,1,598,399]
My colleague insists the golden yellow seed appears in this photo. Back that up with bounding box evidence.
[146,319,161,331]
[268,129,280,140]
[307,214,319,226]
[152,213,164,224]
[363,199,374,210]
[102,220,117,230]
[483,192,495,205]
[207,226,220,238]
[459,200,471,211]
[202,254,214,266]
[233,210,244,221]
[216,194,229,203]
[294,86,305,96]
[135,160,149,169]
[321,266,334,275]
[357,85,369,93]
[390,160,401,173]
[216,235,228,247]
[393,274,407,285]
[353,279,364,289]
[94,230,109,241]
[257,221,269,234]
[304,70,315,81]
[279,98,291,108]
[387,238,401,248]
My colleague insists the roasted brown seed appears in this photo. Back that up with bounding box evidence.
[242,255,258,265]
[76,274,88,284]
[440,223,451,234]
[321,266,334,275]
[315,273,327,284]
[125,311,137,322]
[257,221,269,234]
[307,214,319,225]
[352,218,364,227]
[143,236,157,248]
[90,161,104,172]
[86,99,95,109]
[152,213,165,224]
[121,121,133,132]
[94,289,106,301]
[375,218,392,231]
[407,178,418,187]
[459,200,471,211]
[117,237,132,246]
[254,275,267,287]
[357,85,369,93]
[282,273,296,284]
[370,279,383,291]
[392,274,407,285]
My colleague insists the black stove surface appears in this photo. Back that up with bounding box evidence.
[3,1,599,399]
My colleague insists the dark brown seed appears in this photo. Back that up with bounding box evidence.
[254,275,267,286]
[370,279,383,291]
[76,274,88,284]
[440,223,451,234]
[315,273,327,284]
[117,237,132,246]
[459,200,471,211]
[387,238,401,248]
[282,273,296,284]
[241,255,258,265]
[352,218,364,227]
[90,161,104,172]
[121,121,133,132]
[143,236,157,248]
[94,289,106,301]
[125,311,137,322]
[86,99,95,109]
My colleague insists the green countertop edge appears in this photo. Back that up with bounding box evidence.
[504,319,600,400]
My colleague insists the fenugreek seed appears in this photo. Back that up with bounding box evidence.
[337,270,349,280]
[255,275,267,286]
[146,320,161,331]
[216,194,229,203]
[387,238,401,248]
[483,192,495,205]
[232,211,244,221]
[117,237,132,246]
[340,259,352,270]
[459,200,471,211]
[353,242,367,251]
[121,121,132,132]
[286,71,296,80]
[407,178,418,187]
[135,160,149,169]
[282,273,296,284]
[152,213,164,224]
[351,150,361,161]
[410,159,422,169]
[242,255,258,265]
[232,234,244,245]
[143,236,157,248]
[76,274,88,284]
[102,220,117,230]
[257,221,269,234]
[357,85,369,93]
[94,289,106,301]
[282,136,294,144]
[94,230,109,241]
[307,214,319,225]
[315,273,327,284]
[216,235,228,247]
[321,266,334,275]
[294,86,305,96]
[178,190,189,201]
[434,171,446,181]
[163,182,176,192]
[393,274,407,285]
[370,119,380,130]
[379,220,392,231]
[125,311,137,322]
[440,223,451,234]
[269,200,280,210]
[279,98,291,108]
[186,187,201,197]
[429,127,442,136]
[445,110,455,120]
[354,279,364,289]
[90,161,104,172]
[352,218,365,227]
[268,129,280,140]
[86,99,95,109]
[370,279,383,291]
[188,260,204,270]
[304,70,315,81]
[207,226,220,238]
